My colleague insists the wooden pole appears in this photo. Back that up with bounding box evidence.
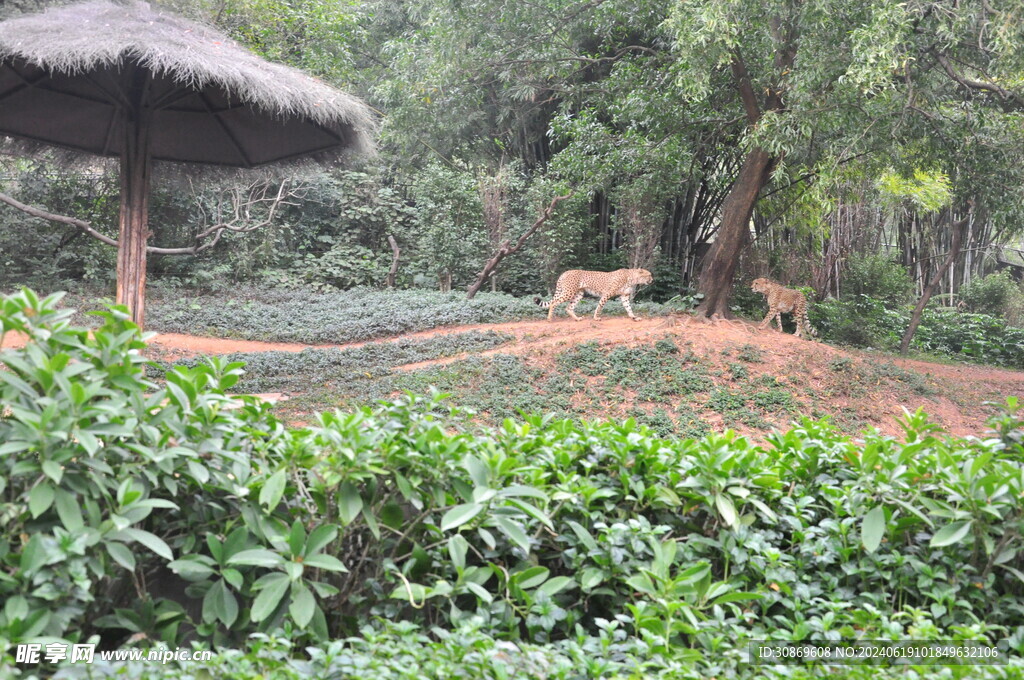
[115,67,152,329]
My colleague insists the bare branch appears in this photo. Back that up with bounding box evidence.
[466,192,572,299]
[0,178,301,256]
[0,189,119,247]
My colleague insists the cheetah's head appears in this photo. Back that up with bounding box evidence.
[632,269,654,286]
[751,277,772,294]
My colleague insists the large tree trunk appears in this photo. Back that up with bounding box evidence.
[899,209,971,354]
[115,68,152,329]
[695,147,774,317]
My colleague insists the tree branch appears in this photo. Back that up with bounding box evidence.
[0,179,300,256]
[933,50,1024,109]
[730,50,761,124]
[0,189,119,247]
[466,192,572,299]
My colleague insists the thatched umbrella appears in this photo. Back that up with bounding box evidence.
[0,0,374,327]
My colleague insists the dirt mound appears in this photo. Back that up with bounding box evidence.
[3,316,1021,440]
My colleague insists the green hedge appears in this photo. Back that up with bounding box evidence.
[2,289,1024,679]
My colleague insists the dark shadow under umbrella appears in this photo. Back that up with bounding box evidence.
[0,0,374,327]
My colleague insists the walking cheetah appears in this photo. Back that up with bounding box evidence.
[535,268,653,321]
[751,278,817,339]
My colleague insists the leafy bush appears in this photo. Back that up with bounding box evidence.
[4,290,1024,679]
[809,295,905,349]
[915,310,1024,367]
[959,270,1024,320]
[842,253,913,308]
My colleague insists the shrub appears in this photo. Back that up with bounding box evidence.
[914,309,1024,367]
[959,270,1024,320]
[842,253,913,308]
[4,290,1024,678]
[810,295,905,349]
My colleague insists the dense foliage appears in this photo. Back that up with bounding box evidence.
[810,296,1024,367]
[2,290,1024,679]
[4,0,1024,325]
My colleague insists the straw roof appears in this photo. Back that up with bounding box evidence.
[0,0,375,170]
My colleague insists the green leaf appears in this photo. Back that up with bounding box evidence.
[111,528,173,561]
[259,469,287,511]
[711,591,764,605]
[227,549,286,568]
[54,488,83,532]
[168,556,216,581]
[448,534,469,572]
[580,567,605,591]
[305,524,338,557]
[440,502,484,532]
[506,498,553,529]
[465,581,493,603]
[222,568,244,590]
[29,482,55,518]
[537,575,575,596]
[289,583,316,628]
[19,535,48,576]
[861,505,886,553]
[930,520,973,548]
[567,521,598,552]
[105,542,136,571]
[288,520,306,557]
[41,459,63,484]
[337,482,363,526]
[514,566,549,590]
[0,441,32,455]
[302,553,347,573]
[203,579,238,627]
[494,516,530,553]
[714,493,737,527]
[5,596,28,623]
[250,573,289,622]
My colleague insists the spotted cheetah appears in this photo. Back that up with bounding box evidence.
[751,278,817,339]
[535,268,653,321]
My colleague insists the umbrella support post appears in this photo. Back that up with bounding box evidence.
[115,78,152,329]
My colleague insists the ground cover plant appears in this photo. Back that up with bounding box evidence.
[143,286,667,345]
[2,290,1024,679]
[149,330,513,415]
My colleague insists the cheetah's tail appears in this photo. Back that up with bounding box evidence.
[534,296,552,308]
[803,310,818,338]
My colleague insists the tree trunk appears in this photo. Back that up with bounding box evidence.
[115,68,152,328]
[385,235,400,288]
[899,209,971,354]
[695,147,774,317]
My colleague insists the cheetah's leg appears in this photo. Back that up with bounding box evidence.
[566,291,584,321]
[758,311,777,330]
[546,290,564,321]
[775,312,784,333]
[593,295,610,320]
[620,295,639,321]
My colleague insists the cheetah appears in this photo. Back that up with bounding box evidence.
[535,268,653,322]
[751,278,817,339]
